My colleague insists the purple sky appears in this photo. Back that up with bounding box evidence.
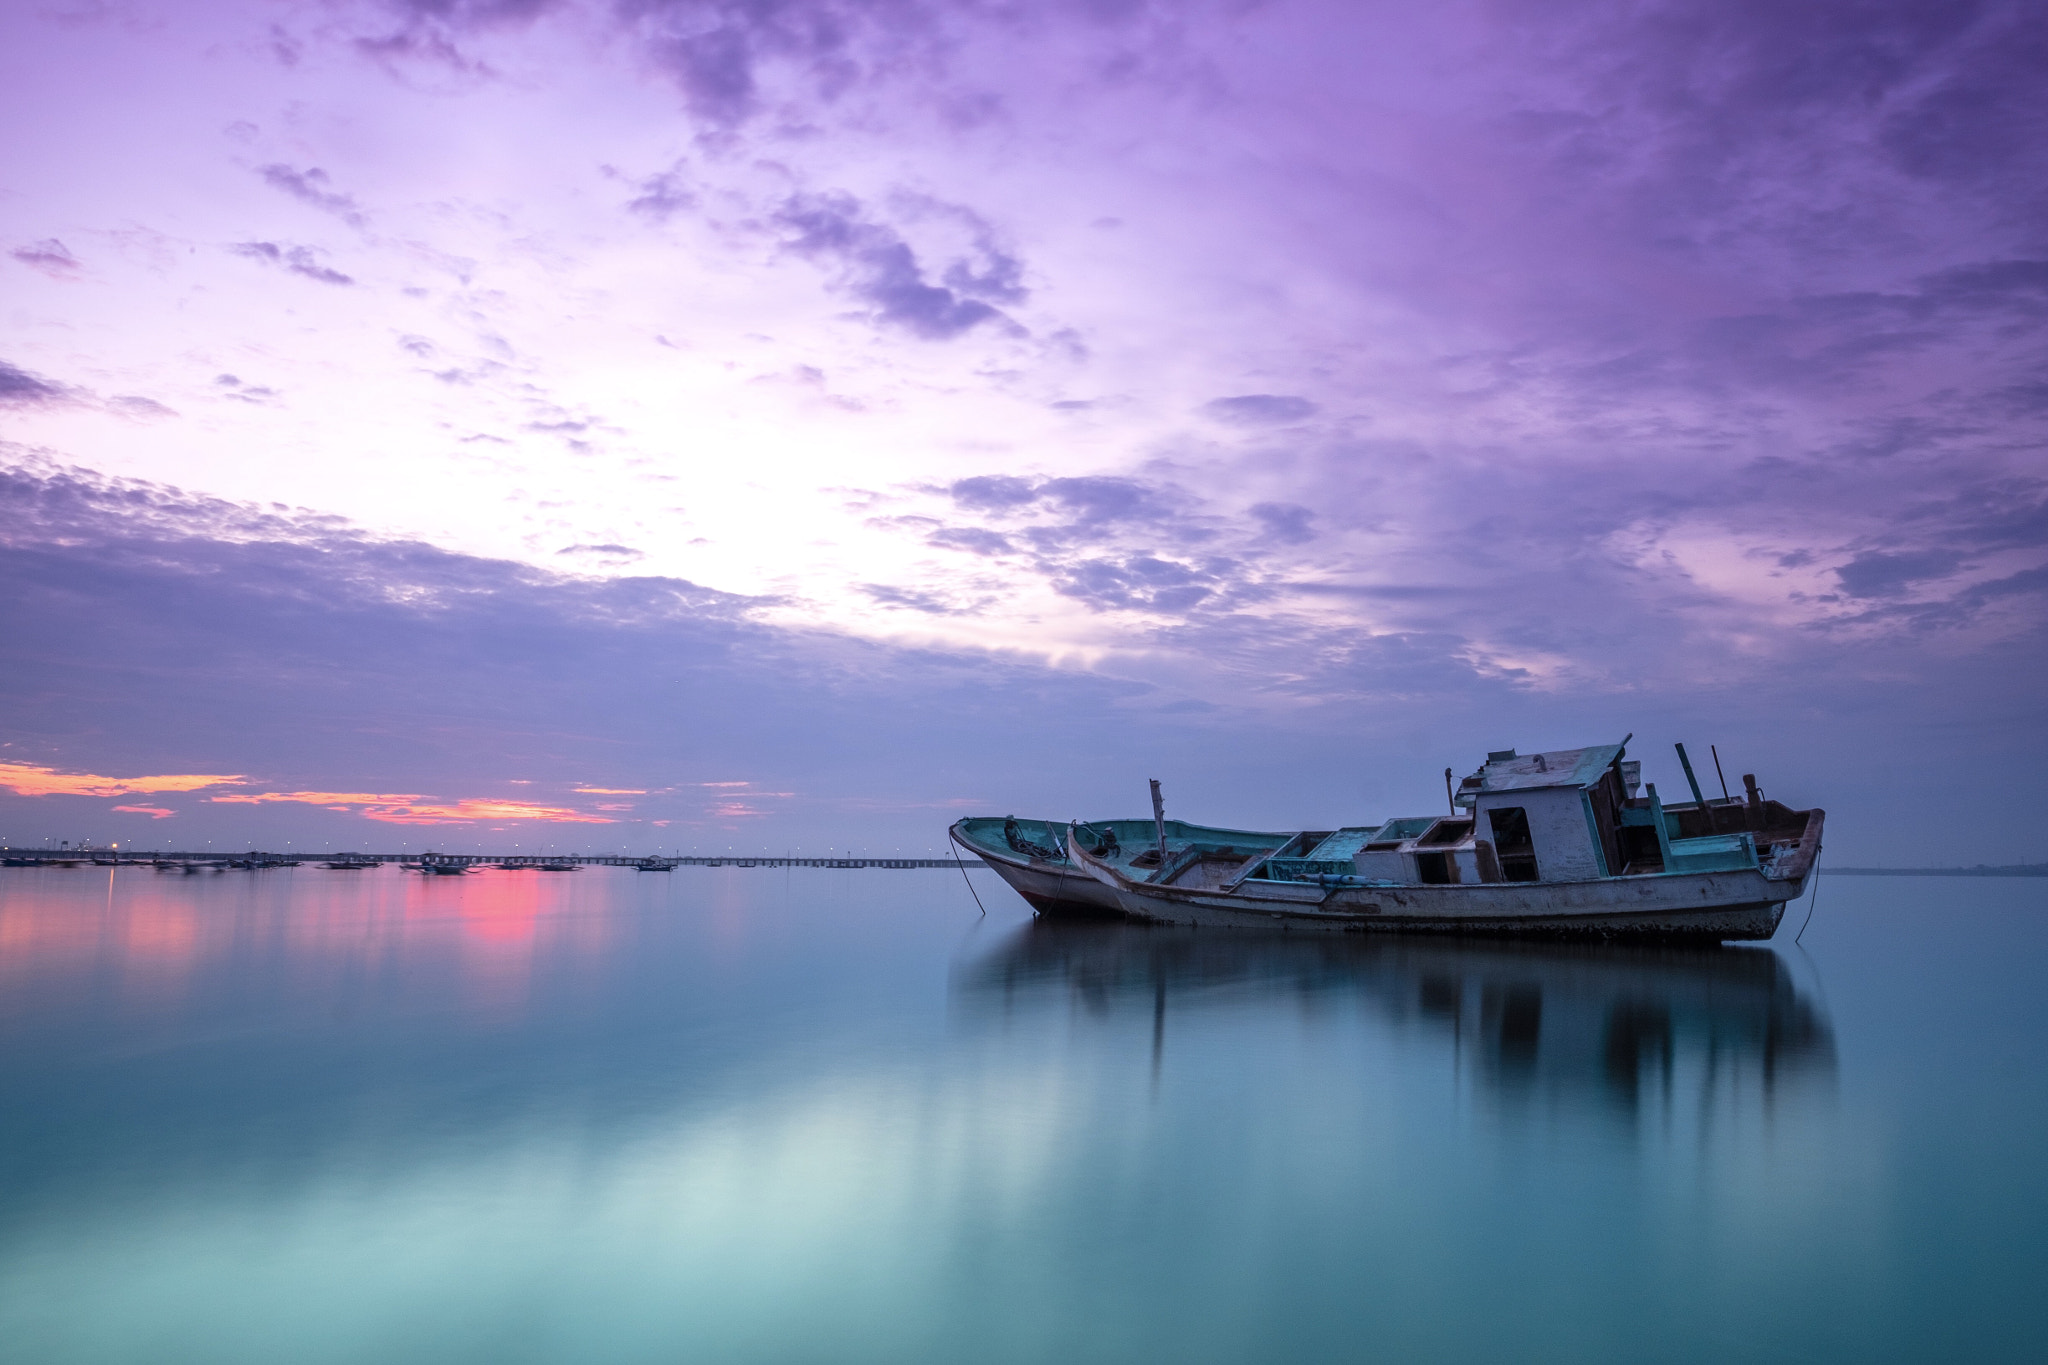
[3,0,2045,860]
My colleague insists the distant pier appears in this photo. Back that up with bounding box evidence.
[0,850,986,870]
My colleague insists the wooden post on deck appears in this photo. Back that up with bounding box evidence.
[1149,779,1168,864]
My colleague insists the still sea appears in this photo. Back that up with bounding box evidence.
[0,862,2042,1364]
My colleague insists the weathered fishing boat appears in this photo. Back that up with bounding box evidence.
[948,740,1823,941]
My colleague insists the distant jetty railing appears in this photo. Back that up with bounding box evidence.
[0,850,986,870]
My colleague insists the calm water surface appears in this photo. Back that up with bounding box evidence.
[0,864,2042,1363]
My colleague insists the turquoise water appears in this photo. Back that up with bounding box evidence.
[0,865,2042,1363]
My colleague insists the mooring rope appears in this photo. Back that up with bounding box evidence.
[1795,857,1823,944]
[951,835,987,917]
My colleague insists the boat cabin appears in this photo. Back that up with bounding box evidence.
[1238,743,1808,888]
[1446,743,1804,882]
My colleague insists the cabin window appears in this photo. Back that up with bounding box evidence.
[1486,806,1540,882]
[1417,819,1473,847]
[1415,851,1459,884]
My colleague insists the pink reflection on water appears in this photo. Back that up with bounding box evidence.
[0,865,617,1024]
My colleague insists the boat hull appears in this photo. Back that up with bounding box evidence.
[948,820,1123,917]
[980,852,1126,917]
[1068,830,1817,942]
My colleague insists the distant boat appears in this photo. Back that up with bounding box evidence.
[950,740,1823,942]
[535,862,578,872]
[417,857,468,875]
[321,860,375,870]
[633,857,679,871]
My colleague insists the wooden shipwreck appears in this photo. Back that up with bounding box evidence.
[949,740,1822,941]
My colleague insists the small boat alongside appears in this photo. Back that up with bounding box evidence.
[950,740,1822,942]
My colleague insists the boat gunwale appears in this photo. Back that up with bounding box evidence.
[1063,820,1823,920]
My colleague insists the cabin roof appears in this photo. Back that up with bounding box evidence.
[1465,743,1625,793]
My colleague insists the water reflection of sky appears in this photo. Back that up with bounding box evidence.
[0,867,2042,1363]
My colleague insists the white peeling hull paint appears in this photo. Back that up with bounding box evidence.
[977,851,1798,940]
[960,846,1125,917]
[1070,841,1814,942]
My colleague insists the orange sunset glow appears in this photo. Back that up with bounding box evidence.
[0,762,243,798]
[207,792,613,824]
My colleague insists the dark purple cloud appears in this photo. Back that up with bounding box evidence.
[10,238,80,277]
[1249,502,1315,545]
[626,0,928,125]
[230,240,355,285]
[1205,395,1317,426]
[925,526,1012,556]
[0,360,69,407]
[774,191,1023,339]
[559,542,644,558]
[623,163,696,219]
[257,165,368,228]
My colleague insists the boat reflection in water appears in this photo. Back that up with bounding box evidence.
[957,921,1834,1124]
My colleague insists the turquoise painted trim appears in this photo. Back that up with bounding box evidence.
[1665,832,1760,874]
[1644,783,1676,867]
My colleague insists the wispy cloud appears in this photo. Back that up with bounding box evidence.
[0,360,73,408]
[11,239,81,278]
[230,241,355,286]
[209,791,614,824]
[256,164,367,228]
[774,191,1024,340]
[0,763,243,799]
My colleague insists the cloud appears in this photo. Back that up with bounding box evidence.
[926,526,1013,556]
[1249,502,1316,545]
[862,583,964,614]
[0,762,243,798]
[943,474,1175,534]
[1204,395,1318,426]
[947,475,1040,511]
[110,804,176,818]
[0,360,71,407]
[109,395,177,419]
[230,241,355,286]
[558,543,644,559]
[11,239,80,278]
[209,790,614,824]
[256,165,367,228]
[4,453,2045,860]
[623,163,696,220]
[628,0,901,126]
[375,798,615,824]
[774,191,1023,340]
[1835,549,1964,599]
